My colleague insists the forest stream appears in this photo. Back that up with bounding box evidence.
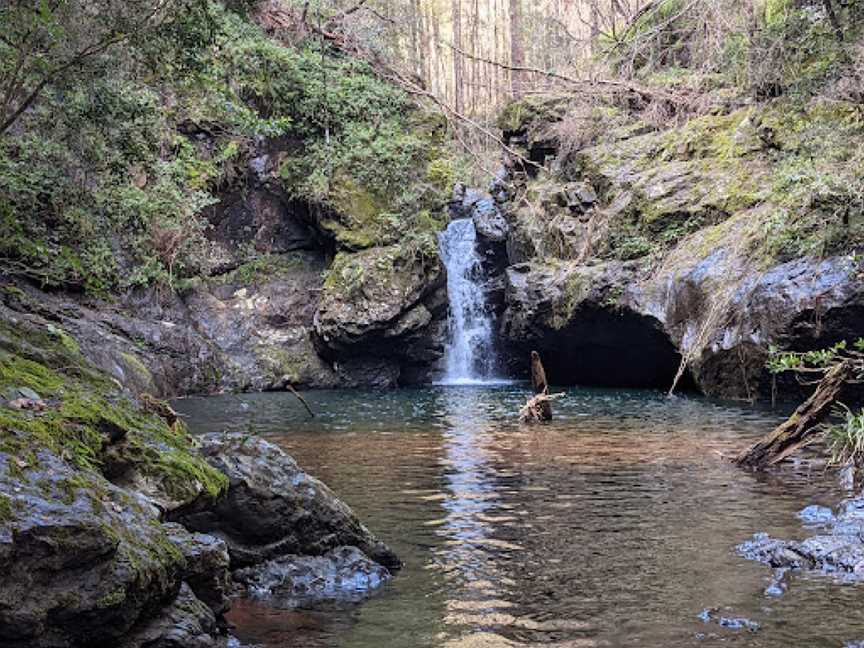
[176,387,862,648]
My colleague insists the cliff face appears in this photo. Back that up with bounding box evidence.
[0,1,456,396]
[479,96,864,400]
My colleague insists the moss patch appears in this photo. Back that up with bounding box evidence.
[0,319,227,504]
[0,493,11,523]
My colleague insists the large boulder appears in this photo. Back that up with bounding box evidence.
[0,450,195,648]
[170,433,401,571]
[313,243,447,386]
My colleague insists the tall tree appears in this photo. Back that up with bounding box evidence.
[453,0,465,112]
[509,0,525,98]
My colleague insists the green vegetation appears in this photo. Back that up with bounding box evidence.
[0,1,451,296]
[603,0,864,99]
[827,406,864,467]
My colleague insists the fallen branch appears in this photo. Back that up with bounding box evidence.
[439,39,685,105]
[735,361,855,469]
[286,383,315,419]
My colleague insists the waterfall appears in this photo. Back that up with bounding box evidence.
[437,218,498,385]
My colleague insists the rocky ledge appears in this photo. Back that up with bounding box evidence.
[0,317,398,648]
[471,96,864,400]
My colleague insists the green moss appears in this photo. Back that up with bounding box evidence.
[120,353,153,387]
[550,270,588,330]
[0,354,66,395]
[212,254,305,286]
[95,588,127,609]
[0,334,227,505]
[763,0,790,27]
[46,325,80,356]
[497,94,572,133]
[0,494,12,523]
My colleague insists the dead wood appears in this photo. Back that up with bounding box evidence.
[286,383,315,419]
[735,361,855,469]
[520,393,564,423]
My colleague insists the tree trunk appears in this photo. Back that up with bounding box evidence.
[453,0,464,114]
[509,0,524,98]
[735,361,855,469]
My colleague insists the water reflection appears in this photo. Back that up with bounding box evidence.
[174,386,861,648]
[434,388,516,646]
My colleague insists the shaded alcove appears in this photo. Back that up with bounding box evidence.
[504,306,698,391]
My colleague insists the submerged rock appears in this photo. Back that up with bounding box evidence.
[234,546,391,606]
[739,496,864,583]
[698,608,761,632]
[170,433,401,571]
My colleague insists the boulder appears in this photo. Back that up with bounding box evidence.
[313,244,447,385]
[0,451,186,647]
[165,524,232,616]
[170,433,401,571]
[118,583,228,648]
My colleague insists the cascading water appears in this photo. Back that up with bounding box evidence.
[437,218,498,385]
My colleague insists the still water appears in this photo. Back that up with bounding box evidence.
[175,385,863,648]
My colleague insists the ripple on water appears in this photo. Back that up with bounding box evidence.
[174,385,858,648]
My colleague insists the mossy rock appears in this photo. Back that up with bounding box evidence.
[0,315,227,507]
[497,94,574,134]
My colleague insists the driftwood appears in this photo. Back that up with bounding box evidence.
[735,361,855,469]
[140,393,180,427]
[520,392,565,423]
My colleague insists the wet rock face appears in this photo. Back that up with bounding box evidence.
[0,127,453,396]
[498,260,693,389]
[486,98,864,398]
[205,191,320,275]
[170,433,401,571]
[117,583,228,648]
[0,450,193,648]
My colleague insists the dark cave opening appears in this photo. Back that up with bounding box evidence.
[506,307,699,392]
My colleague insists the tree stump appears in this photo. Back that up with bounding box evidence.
[735,361,855,469]
[521,350,556,422]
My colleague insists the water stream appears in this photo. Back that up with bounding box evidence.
[175,386,864,648]
[437,218,498,385]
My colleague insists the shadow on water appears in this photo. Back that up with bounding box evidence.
[175,386,864,648]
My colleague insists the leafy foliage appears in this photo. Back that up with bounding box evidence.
[767,339,864,374]
[0,1,450,296]
[826,405,864,467]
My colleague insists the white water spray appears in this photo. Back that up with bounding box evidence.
[437,218,499,385]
